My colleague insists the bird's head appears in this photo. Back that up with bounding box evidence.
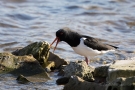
[50,28,81,52]
[56,29,68,41]
[50,28,70,52]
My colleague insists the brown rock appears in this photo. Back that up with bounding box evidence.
[48,52,68,68]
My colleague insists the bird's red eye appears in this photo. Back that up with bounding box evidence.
[60,32,63,35]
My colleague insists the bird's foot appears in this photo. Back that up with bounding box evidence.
[85,57,89,65]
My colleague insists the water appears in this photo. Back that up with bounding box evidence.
[0,0,135,89]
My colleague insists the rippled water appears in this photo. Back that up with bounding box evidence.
[0,0,135,89]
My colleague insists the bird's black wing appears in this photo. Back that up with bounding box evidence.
[82,35,118,51]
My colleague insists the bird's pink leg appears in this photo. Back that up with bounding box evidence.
[85,57,89,65]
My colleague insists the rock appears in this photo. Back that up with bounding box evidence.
[56,77,70,85]
[16,74,30,84]
[0,52,50,82]
[94,65,109,77]
[45,61,55,72]
[63,76,106,90]
[64,61,94,82]
[91,51,126,64]
[107,60,135,82]
[12,41,68,70]
[48,52,68,68]
[12,41,50,67]
[106,77,135,90]
[58,65,66,76]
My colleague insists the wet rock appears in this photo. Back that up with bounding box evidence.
[45,61,55,72]
[16,74,30,84]
[48,52,68,68]
[63,76,106,90]
[56,77,70,85]
[12,41,50,67]
[0,52,50,81]
[64,61,94,82]
[58,65,67,76]
[107,60,135,82]
[106,77,135,90]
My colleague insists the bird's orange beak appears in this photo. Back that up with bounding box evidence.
[50,37,60,52]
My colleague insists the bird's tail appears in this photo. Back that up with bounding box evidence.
[107,44,118,49]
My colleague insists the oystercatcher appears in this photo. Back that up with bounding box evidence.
[50,28,118,65]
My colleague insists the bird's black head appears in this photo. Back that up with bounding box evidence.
[50,28,81,52]
[56,29,67,41]
[56,28,81,47]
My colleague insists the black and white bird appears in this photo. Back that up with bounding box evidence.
[50,28,118,65]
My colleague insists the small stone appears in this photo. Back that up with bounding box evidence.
[94,65,109,77]
[16,74,30,84]
[56,77,70,85]
[58,69,65,76]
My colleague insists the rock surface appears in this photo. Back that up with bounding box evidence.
[12,41,68,70]
[107,60,135,82]
[12,41,50,67]
[106,76,135,90]
[64,61,94,82]
[16,74,30,84]
[57,59,135,90]
[48,52,68,68]
[63,76,105,90]
[94,65,109,77]
[0,52,50,82]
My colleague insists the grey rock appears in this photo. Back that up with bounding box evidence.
[107,60,135,82]
[64,61,94,81]
[94,65,109,77]
[106,76,135,90]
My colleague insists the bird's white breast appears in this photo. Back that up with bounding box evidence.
[72,38,114,58]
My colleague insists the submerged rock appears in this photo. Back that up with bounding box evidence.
[64,61,94,82]
[0,52,50,82]
[12,41,50,67]
[63,76,105,90]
